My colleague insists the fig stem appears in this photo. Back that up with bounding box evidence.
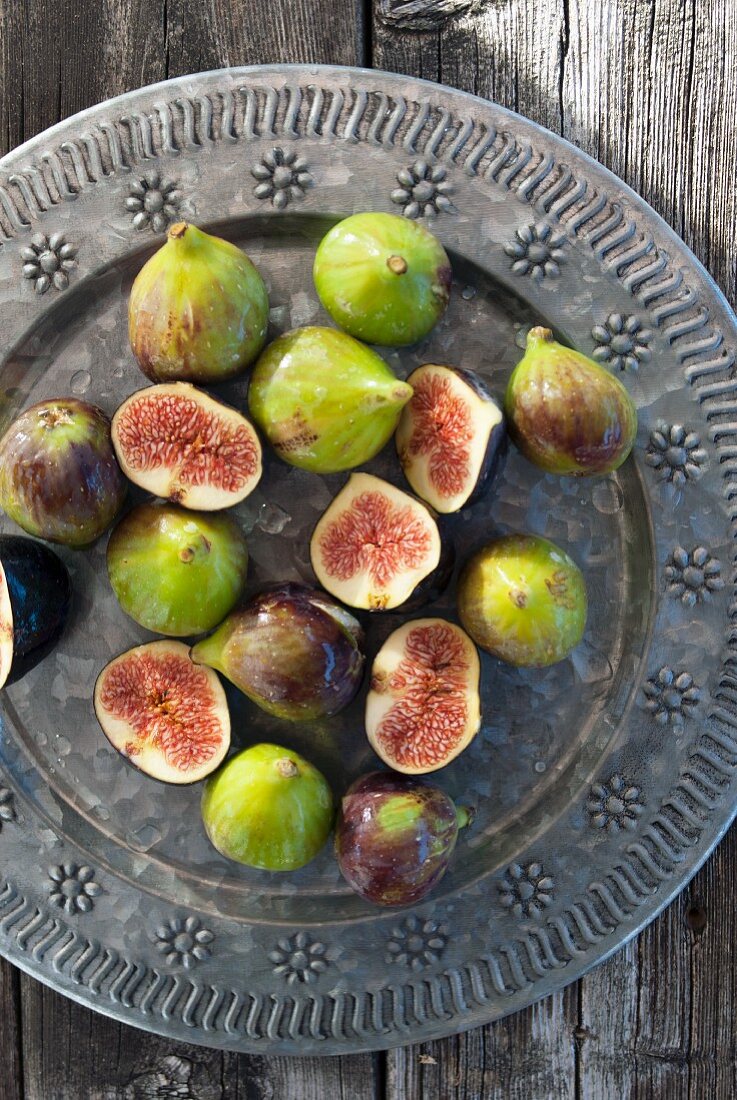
[169,222,189,240]
[456,805,475,830]
[526,326,554,348]
[276,758,299,779]
[387,254,408,275]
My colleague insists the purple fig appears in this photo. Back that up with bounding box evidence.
[334,771,471,906]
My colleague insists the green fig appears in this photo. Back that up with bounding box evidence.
[201,743,334,870]
[248,326,413,473]
[128,222,269,384]
[457,534,587,667]
[504,327,637,475]
[313,212,452,346]
[107,502,248,636]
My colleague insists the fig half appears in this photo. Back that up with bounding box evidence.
[112,383,262,510]
[396,364,506,513]
[94,640,230,784]
[0,398,126,547]
[365,618,481,774]
[0,535,72,690]
[191,583,365,720]
[310,473,452,611]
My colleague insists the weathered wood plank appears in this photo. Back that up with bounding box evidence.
[0,957,23,1100]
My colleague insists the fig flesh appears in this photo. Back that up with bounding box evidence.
[129,222,269,384]
[112,383,262,510]
[94,640,230,784]
[457,534,587,666]
[335,771,471,906]
[191,583,365,720]
[505,326,637,476]
[310,473,451,611]
[201,743,334,870]
[248,326,412,473]
[365,618,481,774]
[0,398,126,547]
[396,364,506,513]
[107,502,248,636]
[313,212,452,346]
[0,535,72,690]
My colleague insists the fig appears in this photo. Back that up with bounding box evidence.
[334,771,471,907]
[201,743,334,870]
[0,398,126,547]
[310,473,452,612]
[313,212,452,346]
[107,502,248,636]
[365,618,481,774]
[457,534,587,667]
[129,222,269,384]
[396,364,506,513]
[0,535,72,690]
[248,326,412,473]
[504,327,637,476]
[191,583,364,720]
[94,640,230,784]
[112,383,262,510]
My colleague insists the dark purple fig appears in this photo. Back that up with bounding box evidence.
[310,473,453,612]
[396,363,506,513]
[191,583,365,721]
[504,327,637,476]
[0,398,126,547]
[334,770,472,907]
[0,535,72,689]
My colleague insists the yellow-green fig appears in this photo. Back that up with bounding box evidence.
[248,327,413,473]
[504,327,637,476]
[129,223,269,384]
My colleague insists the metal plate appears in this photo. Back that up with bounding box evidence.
[0,65,735,1055]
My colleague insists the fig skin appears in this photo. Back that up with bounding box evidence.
[504,327,637,476]
[201,743,334,870]
[248,326,413,473]
[313,212,452,346]
[334,771,471,907]
[457,534,587,667]
[107,502,248,636]
[0,398,126,547]
[191,583,365,721]
[129,222,269,384]
[0,535,72,689]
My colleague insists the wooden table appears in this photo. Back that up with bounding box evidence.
[0,2,735,1097]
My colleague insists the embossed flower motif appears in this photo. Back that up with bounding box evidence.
[498,861,554,919]
[48,863,101,914]
[126,171,182,233]
[251,148,312,209]
[268,931,327,985]
[390,159,455,219]
[504,223,567,281]
[642,667,700,726]
[21,232,77,294]
[645,423,707,486]
[665,546,724,607]
[385,915,447,971]
[154,916,214,969]
[588,774,644,833]
[591,313,652,372]
[0,787,15,831]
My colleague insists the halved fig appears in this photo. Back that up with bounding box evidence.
[111,383,262,509]
[94,640,230,785]
[365,618,481,774]
[0,535,72,690]
[396,364,505,513]
[310,473,452,612]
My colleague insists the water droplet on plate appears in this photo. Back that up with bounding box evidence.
[113,364,125,379]
[534,760,546,774]
[515,324,534,349]
[70,369,91,394]
[592,479,624,514]
[258,502,291,534]
[461,285,477,300]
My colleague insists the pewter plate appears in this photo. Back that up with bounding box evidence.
[0,65,736,1055]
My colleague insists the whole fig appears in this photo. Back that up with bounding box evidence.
[129,222,269,384]
[504,327,637,475]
